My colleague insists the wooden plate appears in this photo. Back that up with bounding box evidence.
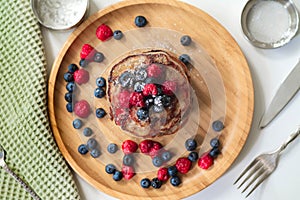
[48,0,254,199]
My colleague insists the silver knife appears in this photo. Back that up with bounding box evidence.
[260,59,300,128]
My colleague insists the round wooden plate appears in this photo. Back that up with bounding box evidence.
[48,0,254,199]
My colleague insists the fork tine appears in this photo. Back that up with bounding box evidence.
[245,171,271,198]
[241,165,264,193]
[236,161,261,189]
[234,158,258,185]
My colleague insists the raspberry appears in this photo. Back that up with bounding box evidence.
[147,64,162,78]
[118,90,131,108]
[157,167,169,181]
[122,140,138,154]
[149,142,163,158]
[198,152,214,170]
[162,81,177,95]
[73,69,89,85]
[122,165,135,180]
[175,157,192,174]
[139,140,154,154]
[96,24,113,41]
[129,92,145,107]
[143,84,158,96]
[74,100,90,118]
[80,44,94,59]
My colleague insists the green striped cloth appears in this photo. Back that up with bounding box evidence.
[0,1,80,199]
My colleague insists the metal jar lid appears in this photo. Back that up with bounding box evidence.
[241,0,299,48]
[31,0,89,30]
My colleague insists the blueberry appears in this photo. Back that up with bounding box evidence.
[123,154,135,166]
[79,59,88,67]
[188,151,199,162]
[78,144,88,155]
[212,120,224,132]
[162,151,172,162]
[135,16,147,27]
[161,95,172,107]
[180,35,192,46]
[105,164,116,174]
[90,148,101,158]
[87,138,98,150]
[179,54,191,65]
[95,108,106,118]
[64,72,74,82]
[134,68,147,81]
[96,77,106,87]
[168,166,178,177]
[210,138,220,148]
[83,127,93,137]
[156,84,163,96]
[137,107,149,121]
[68,63,79,73]
[72,118,83,129]
[64,92,73,102]
[94,52,104,63]
[151,177,162,189]
[134,81,145,93]
[107,143,118,154]
[113,30,123,40]
[119,71,133,88]
[66,82,76,92]
[185,138,197,151]
[153,105,164,113]
[66,103,73,112]
[113,170,123,181]
[94,87,106,98]
[170,176,181,187]
[152,156,163,167]
[209,147,220,158]
[154,95,163,106]
[140,178,151,188]
[145,97,154,108]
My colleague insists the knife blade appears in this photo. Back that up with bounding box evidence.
[260,59,300,129]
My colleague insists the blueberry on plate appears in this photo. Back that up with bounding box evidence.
[188,151,199,162]
[113,30,123,40]
[113,170,123,181]
[79,59,88,67]
[119,71,133,88]
[72,118,83,129]
[94,87,106,98]
[64,92,73,103]
[209,147,221,158]
[212,120,224,132]
[63,72,74,82]
[83,127,93,137]
[151,177,162,189]
[161,151,172,162]
[210,138,220,148]
[90,148,101,158]
[107,143,118,154]
[87,138,98,150]
[134,68,147,81]
[134,81,145,93]
[68,63,79,73]
[93,52,104,63]
[95,108,106,118]
[137,107,149,121]
[168,166,178,177]
[105,164,116,174]
[123,154,135,166]
[180,35,192,46]
[140,178,151,188]
[170,176,181,187]
[66,102,73,112]
[152,156,163,167]
[161,95,172,107]
[179,54,191,65]
[96,77,106,87]
[66,82,76,92]
[78,144,88,155]
[135,16,147,27]
[144,97,154,108]
[185,138,197,151]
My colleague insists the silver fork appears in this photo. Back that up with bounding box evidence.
[234,128,300,197]
[0,144,41,200]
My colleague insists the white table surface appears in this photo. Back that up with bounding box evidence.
[42,0,300,199]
